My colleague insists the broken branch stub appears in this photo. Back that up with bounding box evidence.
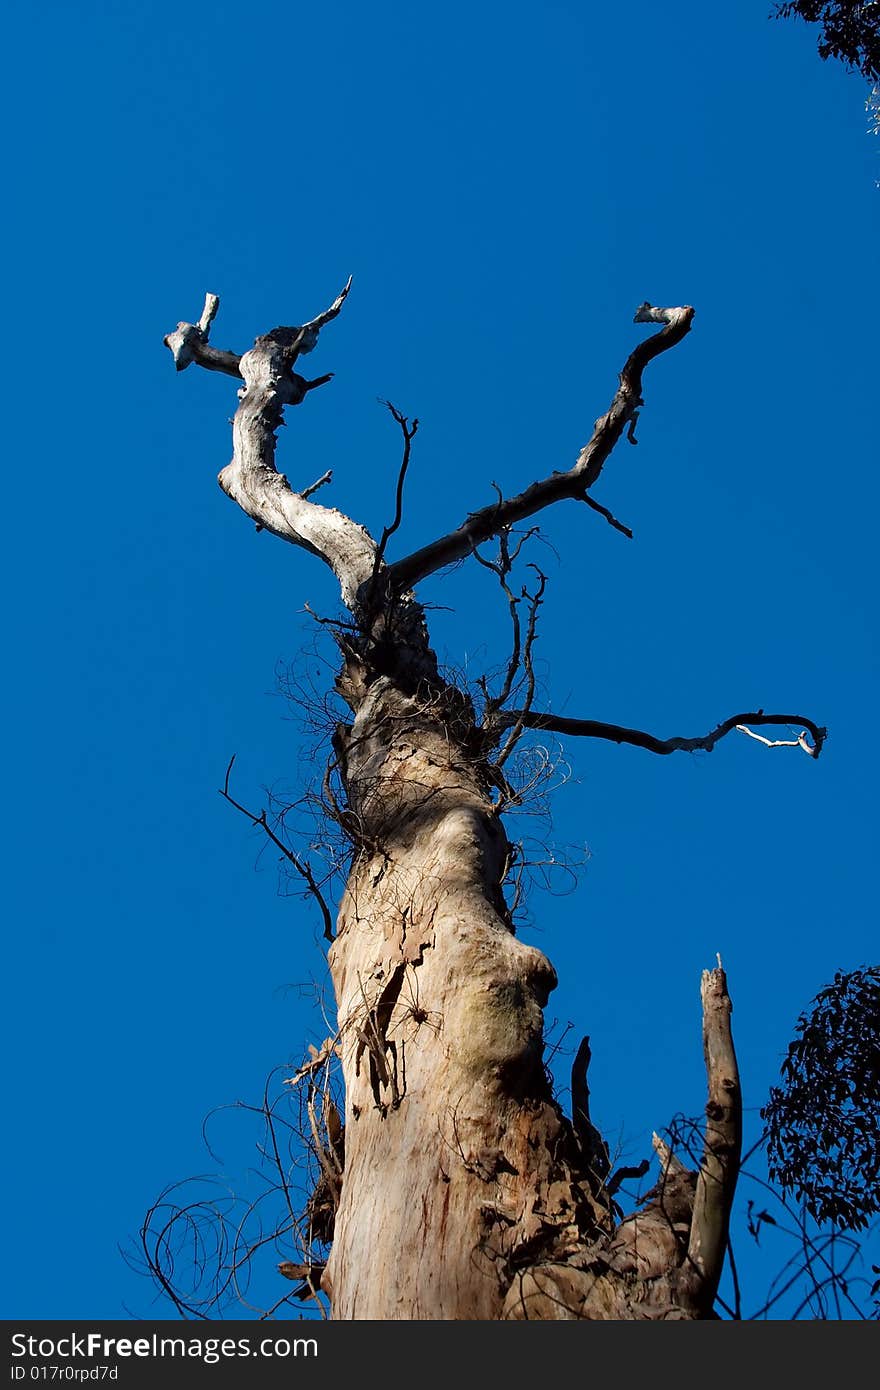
[163,292,242,377]
[164,284,379,610]
[688,962,742,1308]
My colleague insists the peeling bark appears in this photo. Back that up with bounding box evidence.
[164,289,818,1319]
[320,676,609,1318]
[322,669,741,1318]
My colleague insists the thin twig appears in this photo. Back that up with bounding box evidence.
[582,493,633,538]
[369,401,420,591]
[496,566,547,767]
[728,1234,739,1317]
[300,470,333,500]
[220,755,334,941]
[471,528,524,718]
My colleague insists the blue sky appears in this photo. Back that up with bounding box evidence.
[2,1,877,1319]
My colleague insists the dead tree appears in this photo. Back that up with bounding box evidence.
[163,285,824,1319]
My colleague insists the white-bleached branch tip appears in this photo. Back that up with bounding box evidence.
[163,293,241,377]
[198,293,220,334]
[308,274,353,327]
[736,725,818,756]
[633,303,691,326]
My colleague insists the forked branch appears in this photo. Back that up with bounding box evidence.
[385,303,694,592]
[471,525,541,722]
[164,284,378,609]
[163,292,242,377]
[164,294,691,614]
[494,565,547,767]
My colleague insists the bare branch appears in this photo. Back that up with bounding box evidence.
[369,402,420,591]
[198,293,220,334]
[490,708,826,759]
[219,755,335,942]
[652,1130,690,1178]
[164,285,378,609]
[495,566,546,767]
[688,961,742,1309]
[255,278,355,366]
[582,493,633,539]
[605,1159,650,1199]
[471,528,525,718]
[298,276,354,349]
[163,291,242,377]
[285,1035,341,1091]
[632,302,689,327]
[300,470,333,501]
[570,1035,611,1180]
[385,303,694,592]
[726,1235,743,1321]
[736,725,818,755]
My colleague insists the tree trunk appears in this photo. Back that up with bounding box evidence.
[161,287,821,1320]
[319,663,739,1319]
[323,671,595,1317]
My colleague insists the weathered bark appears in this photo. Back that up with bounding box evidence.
[163,287,820,1319]
[165,284,378,610]
[321,674,602,1317]
[320,664,741,1318]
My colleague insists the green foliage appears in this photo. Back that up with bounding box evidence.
[774,2,880,81]
[763,965,880,1231]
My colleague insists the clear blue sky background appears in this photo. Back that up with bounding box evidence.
[2,1,877,1320]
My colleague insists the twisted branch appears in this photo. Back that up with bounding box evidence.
[164,284,378,609]
[489,708,826,758]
